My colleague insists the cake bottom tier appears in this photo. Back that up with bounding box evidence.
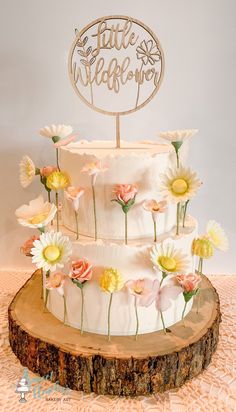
[8,272,221,396]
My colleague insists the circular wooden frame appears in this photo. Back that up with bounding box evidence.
[68,15,165,116]
[8,271,221,396]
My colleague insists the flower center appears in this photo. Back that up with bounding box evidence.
[133,286,143,295]
[26,162,32,177]
[29,213,48,224]
[172,178,188,194]
[160,256,176,271]
[43,245,61,263]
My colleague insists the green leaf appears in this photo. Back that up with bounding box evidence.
[126,196,136,208]
[71,279,84,289]
[111,199,124,207]
[171,141,183,152]
[183,289,198,303]
[35,167,41,176]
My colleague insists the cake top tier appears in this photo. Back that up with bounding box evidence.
[60,140,170,158]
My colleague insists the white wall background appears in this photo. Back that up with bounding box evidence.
[0,0,235,274]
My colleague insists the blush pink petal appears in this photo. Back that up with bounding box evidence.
[156,285,183,312]
[54,134,77,148]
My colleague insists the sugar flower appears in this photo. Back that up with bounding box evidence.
[15,195,57,229]
[40,166,58,178]
[45,271,66,296]
[159,129,198,143]
[175,272,201,323]
[69,259,93,284]
[20,235,40,256]
[99,268,124,341]
[206,220,228,251]
[150,240,190,275]
[155,279,182,333]
[39,124,75,146]
[81,161,108,185]
[65,186,85,212]
[46,171,70,191]
[175,273,201,293]
[19,155,36,188]
[112,184,138,245]
[126,278,158,307]
[160,165,201,204]
[192,236,214,260]
[143,199,168,242]
[31,230,72,272]
[69,258,93,334]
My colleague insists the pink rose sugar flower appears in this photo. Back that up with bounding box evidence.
[175,273,201,293]
[114,184,138,204]
[69,259,93,283]
[20,235,40,257]
[40,166,58,178]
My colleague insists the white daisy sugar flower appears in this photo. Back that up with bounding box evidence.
[19,155,36,188]
[150,240,190,274]
[206,220,229,251]
[159,129,198,143]
[40,124,73,140]
[160,165,201,204]
[15,195,57,229]
[31,230,72,272]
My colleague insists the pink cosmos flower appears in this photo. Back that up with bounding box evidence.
[125,278,159,307]
[45,272,66,296]
[54,134,77,148]
[175,273,201,293]
[69,259,93,283]
[114,184,138,204]
[155,279,182,311]
[20,235,40,256]
[40,166,58,178]
[65,186,85,212]
[81,161,108,185]
[143,199,167,221]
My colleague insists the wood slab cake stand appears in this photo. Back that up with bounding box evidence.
[8,271,221,396]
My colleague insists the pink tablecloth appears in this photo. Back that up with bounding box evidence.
[0,270,235,412]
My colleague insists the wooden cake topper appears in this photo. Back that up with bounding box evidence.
[68,15,164,147]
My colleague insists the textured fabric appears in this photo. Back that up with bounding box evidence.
[0,270,235,411]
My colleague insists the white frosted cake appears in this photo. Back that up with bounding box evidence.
[45,140,196,335]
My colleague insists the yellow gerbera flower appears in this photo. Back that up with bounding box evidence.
[206,220,228,251]
[46,171,70,191]
[99,268,124,293]
[150,240,190,274]
[160,165,201,203]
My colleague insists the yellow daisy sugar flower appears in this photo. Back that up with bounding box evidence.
[99,268,124,293]
[150,240,190,274]
[46,171,70,191]
[206,220,228,251]
[192,236,214,259]
[19,155,36,188]
[31,230,72,272]
[160,165,201,203]
[15,195,57,229]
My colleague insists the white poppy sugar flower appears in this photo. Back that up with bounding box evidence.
[65,186,85,212]
[15,195,57,229]
[40,124,73,139]
[159,129,198,143]
[143,199,167,222]
[45,272,67,296]
[206,220,229,251]
[150,240,190,274]
[160,165,202,204]
[19,155,36,188]
[31,230,72,272]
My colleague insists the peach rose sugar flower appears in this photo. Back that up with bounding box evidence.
[40,166,58,178]
[69,259,93,283]
[176,273,201,293]
[20,235,40,256]
[114,184,138,204]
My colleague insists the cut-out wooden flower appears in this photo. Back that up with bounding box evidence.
[15,195,57,230]
[206,220,228,251]
[150,240,189,275]
[136,39,161,65]
[19,155,36,188]
[126,278,159,340]
[143,199,167,242]
[160,165,201,204]
[31,230,72,272]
